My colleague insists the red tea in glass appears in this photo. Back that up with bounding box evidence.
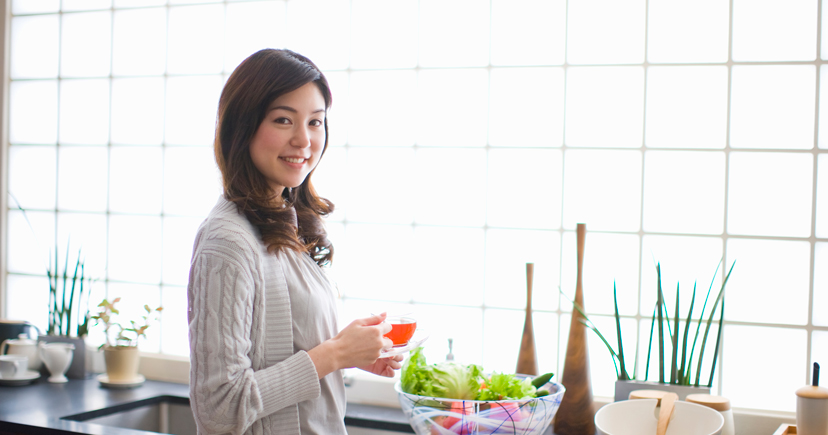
[384,316,417,347]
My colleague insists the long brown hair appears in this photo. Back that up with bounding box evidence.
[214,49,334,266]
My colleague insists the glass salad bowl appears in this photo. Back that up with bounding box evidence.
[395,380,565,435]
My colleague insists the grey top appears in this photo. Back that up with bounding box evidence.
[188,196,345,435]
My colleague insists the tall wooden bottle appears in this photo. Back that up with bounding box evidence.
[516,263,538,376]
[554,224,595,435]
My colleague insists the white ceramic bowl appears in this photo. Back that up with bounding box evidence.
[396,381,565,435]
[595,399,724,435]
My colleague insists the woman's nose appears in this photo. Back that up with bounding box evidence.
[290,126,311,148]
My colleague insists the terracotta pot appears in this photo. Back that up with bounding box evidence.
[103,345,139,382]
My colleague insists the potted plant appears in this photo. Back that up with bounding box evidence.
[91,298,162,384]
[38,243,95,379]
[566,260,735,401]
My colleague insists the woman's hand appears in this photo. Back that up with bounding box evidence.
[359,354,404,377]
[308,313,393,378]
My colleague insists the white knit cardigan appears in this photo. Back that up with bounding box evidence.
[188,197,322,435]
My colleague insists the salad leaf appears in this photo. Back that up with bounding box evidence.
[401,347,485,400]
[477,372,536,401]
[401,347,541,401]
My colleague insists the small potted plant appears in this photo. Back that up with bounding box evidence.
[38,243,95,380]
[91,298,162,385]
[565,260,735,401]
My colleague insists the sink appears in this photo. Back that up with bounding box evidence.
[63,396,196,435]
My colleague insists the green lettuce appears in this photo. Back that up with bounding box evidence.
[401,347,538,401]
[476,372,536,400]
[401,347,485,400]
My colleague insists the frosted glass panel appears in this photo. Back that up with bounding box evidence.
[108,215,162,284]
[56,212,107,279]
[334,223,415,302]
[643,151,726,234]
[58,147,108,212]
[487,149,562,229]
[732,0,817,61]
[560,232,640,315]
[414,148,486,226]
[62,0,111,11]
[817,66,828,149]
[419,0,489,67]
[160,286,189,357]
[348,70,417,147]
[414,304,483,365]
[324,71,349,148]
[726,238,810,325]
[60,11,111,77]
[350,0,417,69]
[9,145,56,210]
[115,0,166,6]
[566,67,644,148]
[412,226,484,306]
[814,333,828,384]
[345,148,415,224]
[109,147,163,214]
[645,66,728,149]
[489,67,565,148]
[7,210,55,275]
[12,0,59,14]
[647,0,729,63]
[9,80,58,144]
[225,2,285,72]
[639,235,724,314]
[113,8,166,76]
[814,243,828,326]
[165,75,224,146]
[167,4,224,75]
[722,325,805,411]
[163,146,222,218]
[562,150,642,231]
[730,66,815,149]
[5,275,50,330]
[728,152,813,237]
[485,230,560,311]
[491,0,566,66]
[111,77,165,146]
[567,0,646,64]
[59,79,110,145]
[416,69,488,147]
[818,155,828,237]
[162,217,204,286]
[11,15,59,79]
[285,0,350,70]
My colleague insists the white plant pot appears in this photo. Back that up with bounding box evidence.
[614,379,712,402]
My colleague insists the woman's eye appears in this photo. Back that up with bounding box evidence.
[309,119,323,127]
[274,117,290,124]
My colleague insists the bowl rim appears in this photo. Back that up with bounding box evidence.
[394,380,566,404]
[595,398,724,434]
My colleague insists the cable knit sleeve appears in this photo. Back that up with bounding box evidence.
[188,233,320,435]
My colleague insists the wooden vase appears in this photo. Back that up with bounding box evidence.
[554,223,596,435]
[516,263,538,376]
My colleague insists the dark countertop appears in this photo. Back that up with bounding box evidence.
[0,376,414,434]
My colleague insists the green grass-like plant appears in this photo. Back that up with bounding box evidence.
[563,260,734,387]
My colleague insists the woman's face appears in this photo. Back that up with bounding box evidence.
[249,82,327,197]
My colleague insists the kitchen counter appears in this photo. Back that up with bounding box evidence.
[0,376,414,434]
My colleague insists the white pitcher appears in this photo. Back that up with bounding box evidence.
[39,342,75,383]
[1,334,41,371]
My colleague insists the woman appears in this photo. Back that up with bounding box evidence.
[187,49,402,435]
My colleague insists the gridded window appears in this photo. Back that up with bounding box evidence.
[3,0,827,414]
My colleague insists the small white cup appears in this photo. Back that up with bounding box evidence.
[0,354,28,379]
